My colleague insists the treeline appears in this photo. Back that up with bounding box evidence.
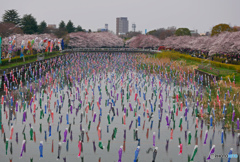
[147,27,177,40]
[0,9,88,38]
[147,24,240,40]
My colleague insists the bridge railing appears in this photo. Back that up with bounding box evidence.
[62,48,160,53]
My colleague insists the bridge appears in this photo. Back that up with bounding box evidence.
[0,48,161,76]
[62,48,161,54]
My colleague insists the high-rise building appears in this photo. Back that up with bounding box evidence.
[105,24,108,31]
[116,17,128,35]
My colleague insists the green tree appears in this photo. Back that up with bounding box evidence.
[125,31,142,40]
[38,21,47,34]
[59,20,66,29]
[66,20,75,33]
[2,9,20,25]
[21,14,38,34]
[147,29,157,35]
[175,28,191,36]
[76,25,84,32]
[211,24,233,36]
[54,29,68,38]
[88,29,92,33]
[147,27,176,40]
[55,20,67,38]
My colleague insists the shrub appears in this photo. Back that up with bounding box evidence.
[227,60,240,65]
[155,51,240,72]
[179,55,202,62]
[0,51,60,66]
[212,57,226,63]
[155,51,180,60]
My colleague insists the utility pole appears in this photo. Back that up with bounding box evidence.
[0,36,2,64]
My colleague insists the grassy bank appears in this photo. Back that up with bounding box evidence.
[144,51,240,129]
[0,52,63,70]
[154,51,240,84]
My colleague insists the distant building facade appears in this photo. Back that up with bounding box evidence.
[97,24,109,32]
[48,24,56,29]
[116,17,128,35]
[190,29,198,34]
[190,29,199,36]
[105,24,108,31]
[97,28,108,32]
[46,24,57,33]
[205,32,211,36]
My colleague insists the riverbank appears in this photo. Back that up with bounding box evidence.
[155,51,240,85]
[142,51,240,129]
[0,51,62,68]
[0,52,65,75]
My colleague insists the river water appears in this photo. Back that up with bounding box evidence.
[0,53,239,162]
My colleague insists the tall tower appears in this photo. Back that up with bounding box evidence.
[105,24,108,31]
[132,23,136,32]
[116,17,129,35]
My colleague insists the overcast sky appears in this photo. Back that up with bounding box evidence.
[1,0,239,34]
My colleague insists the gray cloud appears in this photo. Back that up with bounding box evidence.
[1,0,239,34]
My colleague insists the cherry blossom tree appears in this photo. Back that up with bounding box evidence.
[162,31,240,56]
[68,32,124,47]
[126,34,162,48]
[3,31,239,57]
